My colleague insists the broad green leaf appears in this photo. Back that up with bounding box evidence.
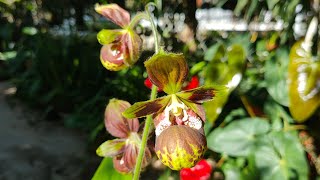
[254,131,308,180]
[92,158,132,180]
[288,40,320,122]
[264,99,294,131]
[97,29,122,45]
[265,48,289,106]
[145,52,188,94]
[96,139,126,157]
[222,161,241,180]
[204,44,246,124]
[207,118,270,156]
[122,96,170,119]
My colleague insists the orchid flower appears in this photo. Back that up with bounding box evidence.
[95,4,142,71]
[96,99,151,173]
[123,51,225,170]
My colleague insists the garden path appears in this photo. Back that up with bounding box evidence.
[0,81,97,180]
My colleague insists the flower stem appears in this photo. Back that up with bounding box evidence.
[146,2,161,53]
[133,85,157,180]
[133,3,160,180]
[128,12,149,30]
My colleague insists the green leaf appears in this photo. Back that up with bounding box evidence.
[207,118,270,156]
[265,48,289,106]
[145,52,188,94]
[204,44,246,124]
[266,0,280,9]
[96,139,126,157]
[254,131,308,180]
[122,96,170,119]
[288,40,320,122]
[204,44,246,90]
[204,43,224,62]
[189,61,207,75]
[92,158,132,180]
[234,0,249,16]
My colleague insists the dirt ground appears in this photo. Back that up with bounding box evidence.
[0,81,99,180]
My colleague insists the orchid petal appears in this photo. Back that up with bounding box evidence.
[145,52,188,94]
[105,99,139,138]
[121,30,142,66]
[95,4,130,28]
[97,29,123,45]
[179,99,206,122]
[123,144,152,171]
[177,86,226,103]
[123,96,171,119]
[96,139,126,157]
[113,156,131,173]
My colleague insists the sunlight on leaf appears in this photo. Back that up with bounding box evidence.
[288,40,320,122]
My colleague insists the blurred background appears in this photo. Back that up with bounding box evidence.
[0,0,319,179]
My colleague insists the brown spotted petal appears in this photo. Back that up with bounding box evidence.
[95,3,130,28]
[105,99,139,138]
[123,96,171,119]
[145,52,188,94]
[155,125,207,170]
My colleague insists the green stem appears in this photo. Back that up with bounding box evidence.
[128,12,149,30]
[146,2,160,53]
[132,85,157,180]
[133,3,160,180]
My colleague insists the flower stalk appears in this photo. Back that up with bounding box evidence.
[133,3,160,180]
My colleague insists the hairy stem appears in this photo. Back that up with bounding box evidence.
[146,2,160,53]
[128,12,149,30]
[133,3,160,180]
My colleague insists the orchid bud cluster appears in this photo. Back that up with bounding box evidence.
[95,3,224,175]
